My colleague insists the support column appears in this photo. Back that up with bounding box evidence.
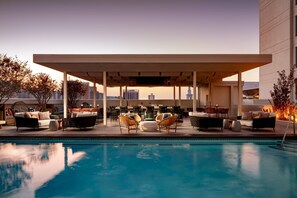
[103,71,107,126]
[63,72,68,119]
[237,72,242,117]
[125,85,128,106]
[198,85,200,107]
[93,82,96,107]
[119,85,122,106]
[208,82,212,107]
[230,85,234,117]
[193,71,197,112]
[173,86,176,105]
[178,85,181,106]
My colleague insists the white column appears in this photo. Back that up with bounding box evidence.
[103,71,107,126]
[208,82,212,107]
[125,85,128,106]
[230,85,234,117]
[173,86,176,105]
[93,82,96,107]
[178,85,181,106]
[198,85,200,107]
[193,71,197,112]
[119,85,122,106]
[237,72,242,116]
[63,72,68,119]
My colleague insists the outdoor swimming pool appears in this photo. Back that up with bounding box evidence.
[0,139,296,198]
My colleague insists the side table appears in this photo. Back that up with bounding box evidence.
[232,120,241,132]
[49,120,58,131]
[0,120,6,129]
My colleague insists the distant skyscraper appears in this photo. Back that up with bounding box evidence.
[148,93,155,100]
[123,89,139,100]
[186,86,192,99]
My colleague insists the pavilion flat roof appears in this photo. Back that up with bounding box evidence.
[33,54,272,86]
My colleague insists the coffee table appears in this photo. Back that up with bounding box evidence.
[139,121,158,132]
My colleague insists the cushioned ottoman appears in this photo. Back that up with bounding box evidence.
[139,121,158,132]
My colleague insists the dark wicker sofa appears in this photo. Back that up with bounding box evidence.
[189,116,223,131]
[15,115,58,131]
[63,116,97,130]
[239,117,276,131]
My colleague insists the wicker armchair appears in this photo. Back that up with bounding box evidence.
[118,115,139,134]
[158,115,178,133]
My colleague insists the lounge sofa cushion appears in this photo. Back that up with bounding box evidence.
[189,112,208,117]
[38,119,53,127]
[239,120,253,127]
[15,112,25,118]
[76,112,97,117]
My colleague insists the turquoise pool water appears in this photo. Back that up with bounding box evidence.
[0,139,296,198]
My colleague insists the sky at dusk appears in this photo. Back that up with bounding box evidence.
[0,0,259,99]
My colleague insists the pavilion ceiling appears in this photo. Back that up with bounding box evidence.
[33,54,272,87]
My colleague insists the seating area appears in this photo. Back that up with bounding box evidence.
[1,100,279,135]
[238,111,276,131]
[189,113,224,131]
[14,111,58,131]
[63,108,98,130]
[118,112,178,133]
[108,105,184,122]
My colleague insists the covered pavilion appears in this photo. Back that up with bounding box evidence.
[33,54,272,125]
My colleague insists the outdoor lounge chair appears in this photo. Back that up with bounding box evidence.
[118,115,139,134]
[158,115,178,133]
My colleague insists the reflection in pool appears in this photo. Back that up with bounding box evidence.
[0,140,296,198]
[0,143,85,197]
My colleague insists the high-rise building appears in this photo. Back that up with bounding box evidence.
[259,0,296,100]
[186,86,192,100]
[123,89,139,100]
[148,93,155,100]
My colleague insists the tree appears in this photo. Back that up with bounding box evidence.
[270,67,295,119]
[0,54,31,108]
[23,73,59,111]
[60,80,87,108]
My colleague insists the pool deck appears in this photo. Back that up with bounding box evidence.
[0,118,297,140]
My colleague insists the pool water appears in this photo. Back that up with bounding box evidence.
[0,140,296,198]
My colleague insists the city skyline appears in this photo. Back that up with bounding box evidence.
[0,0,259,99]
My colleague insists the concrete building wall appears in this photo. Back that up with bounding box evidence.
[259,0,293,99]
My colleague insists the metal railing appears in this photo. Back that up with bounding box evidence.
[281,120,294,146]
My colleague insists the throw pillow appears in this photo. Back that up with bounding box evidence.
[242,112,252,120]
[259,112,270,118]
[24,112,32,118]
[128,114,135,119]
[251,111,261,119]
[38,111,50,120]
[163,113,171,119]
[30,112,39,119]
